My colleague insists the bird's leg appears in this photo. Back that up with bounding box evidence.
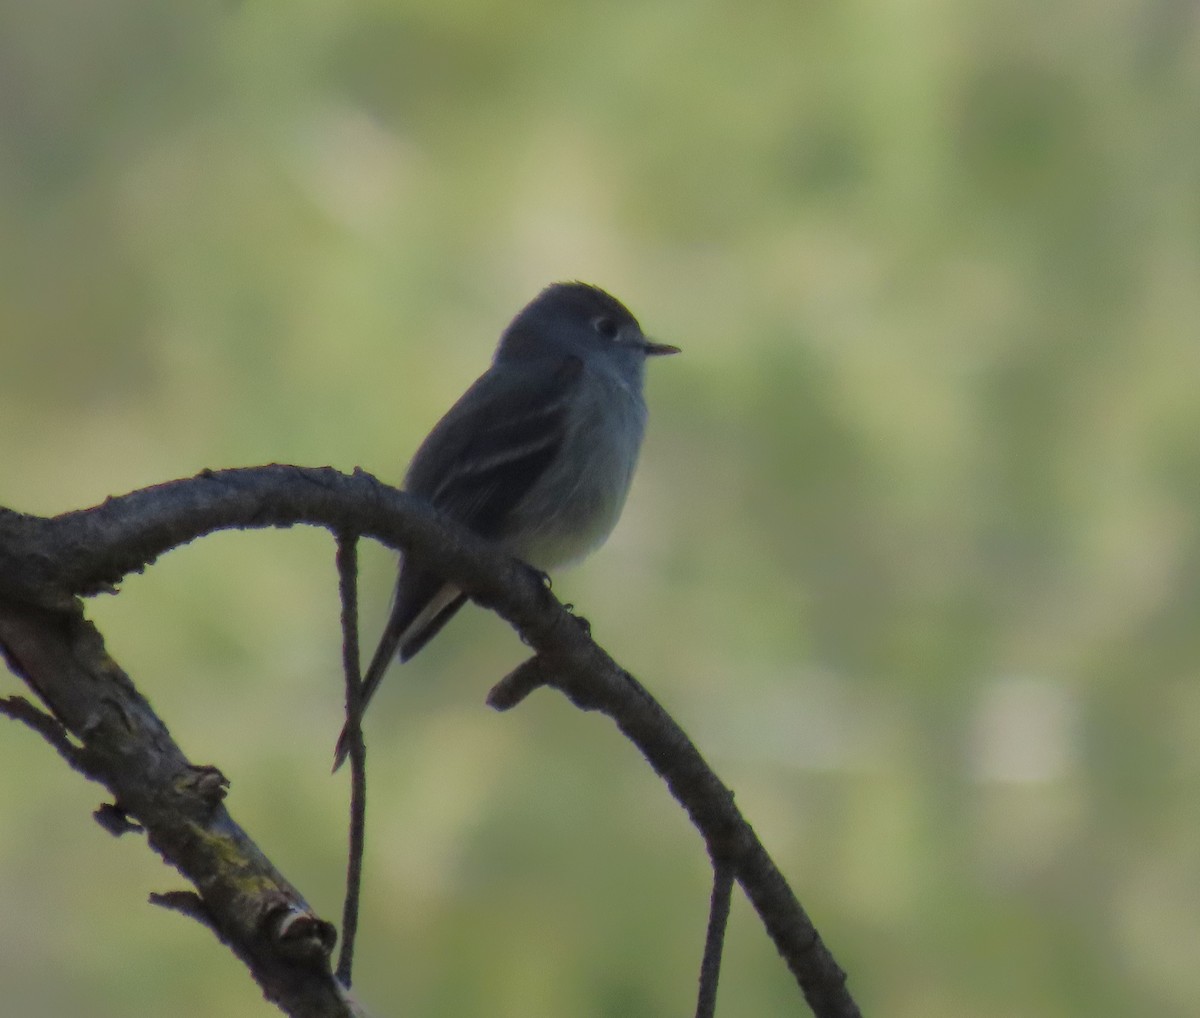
[516,562,592,637]
[559,603,592,638]
[517,560,554,591]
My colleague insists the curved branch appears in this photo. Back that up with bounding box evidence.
[0,465,522,613]
[0,465,860,1017]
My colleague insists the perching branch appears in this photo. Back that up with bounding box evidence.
[485,658,859,1018]
[0,464,861,1018]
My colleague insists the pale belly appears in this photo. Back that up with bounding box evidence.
[503,371,648,570]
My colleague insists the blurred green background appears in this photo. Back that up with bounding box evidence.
[2,1,1199,1015]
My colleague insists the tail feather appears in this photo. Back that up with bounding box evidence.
[331,585,470,772]
[332,619,405,772]
[397,591,469,664]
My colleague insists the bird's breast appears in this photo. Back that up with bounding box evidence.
[504,366,648,570]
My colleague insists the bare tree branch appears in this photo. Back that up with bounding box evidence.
[486,654,859,1016]
[0,464,861,1017]
[0,600,350,1018]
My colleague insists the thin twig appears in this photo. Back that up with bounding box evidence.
[335,532,367,988]
[0,694,94,777]
[696,860,735,1018]
[486,656,548,709]
[150,890,218,929]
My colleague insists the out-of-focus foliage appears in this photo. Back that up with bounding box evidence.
[2,2,1199,1016]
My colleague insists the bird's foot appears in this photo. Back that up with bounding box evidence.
[561,603,592,637]
[519,562,554,591]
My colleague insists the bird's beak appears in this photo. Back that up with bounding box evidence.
[642,338,681,357]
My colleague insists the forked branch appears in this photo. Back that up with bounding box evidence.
[0,465,860,1018]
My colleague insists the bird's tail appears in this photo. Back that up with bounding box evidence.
[332,622,405,772]
[331,583,469,772]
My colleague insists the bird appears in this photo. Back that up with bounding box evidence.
[334,282,679,769]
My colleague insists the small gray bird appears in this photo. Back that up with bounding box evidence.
[334,282,678,768]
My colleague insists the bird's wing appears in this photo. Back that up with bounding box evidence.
[407,354,585,536]
[393,352,584,646]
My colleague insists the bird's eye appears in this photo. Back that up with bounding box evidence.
[592,316,620,340]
